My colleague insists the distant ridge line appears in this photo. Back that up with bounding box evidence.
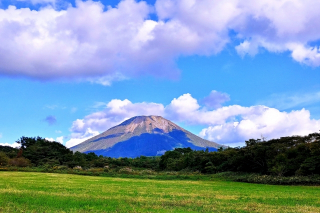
[70,115,225,158]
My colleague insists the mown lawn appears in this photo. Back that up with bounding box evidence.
[0,172,319,212]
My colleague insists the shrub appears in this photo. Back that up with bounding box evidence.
[73,166,82,170]
[213,172,320,185]
[119,167,134,174]
[8,157,31,167]
[39,164,54,172]
[103,166,110,172]
[138,169,155,175]
[53,165,69,171]
[0,152,9,166]
[87,168,104,173]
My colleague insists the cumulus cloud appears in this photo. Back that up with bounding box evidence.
[66,128,99,148]
[289,44,320,66]
[156,0,320,66]
[200,108,320,146]
[65,99,164,147]
[0,142,20,148]
[0,0,159,82]
[232,0,320,65]
[66,92,320,147]
[70,99,165,133]
[45,136,64,144]
[1,0,320,84]
[0,133,20,148]
[56,136,64,144]
[43,115,57,125]
[165,93,264,126]
[19,0,57,5]
[165,93,201,122]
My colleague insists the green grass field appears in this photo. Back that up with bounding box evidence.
[0,172,320,212]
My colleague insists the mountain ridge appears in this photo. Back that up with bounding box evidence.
[71,115,224,158]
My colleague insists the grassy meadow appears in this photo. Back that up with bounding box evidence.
[0,172,320,212]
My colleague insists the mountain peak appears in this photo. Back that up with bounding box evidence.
[71,115,224,158]
[116,115,182,134]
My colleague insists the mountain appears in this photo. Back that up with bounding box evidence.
[70,115,224,158]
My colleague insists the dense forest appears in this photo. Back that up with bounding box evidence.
[0,132,320,177]
[159,132,320,176]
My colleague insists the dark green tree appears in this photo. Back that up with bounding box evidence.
[16,136,73,166]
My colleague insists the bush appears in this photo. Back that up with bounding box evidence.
[73,166,82,170]
[103,166,110,172]
[138,169,155,175]
[52,165,69,171]
[0,152,9,166]
[119,167,134,174]
[8,158,31,167]
[213,172,320,185]
[87,168,104,173]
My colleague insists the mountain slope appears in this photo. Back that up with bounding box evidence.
[70,115,223,158]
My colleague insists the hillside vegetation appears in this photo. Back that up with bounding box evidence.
[0,132,320,185]
[159,132,320,176]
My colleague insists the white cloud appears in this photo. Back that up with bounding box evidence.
[200,108,320,146]
[70,99,165,134]
[0,142,20,148]
[0,134,20,148]
[45,136,64,144]
[289,44,320,66]
[65,99,164,147]
[1,0,320,84]
[235,40,259,57]
[67,92,320,147]
[166,94,265,126]
[0,0,160,83]
[158,0,320,66]
[56,136,64,144]
[65,128,99,148]
[232,0,320,65]
[22,0,57,5]
[165,93,201,122]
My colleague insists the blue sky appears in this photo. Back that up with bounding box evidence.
[0,0,320,147]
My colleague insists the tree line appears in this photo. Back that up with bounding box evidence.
[159,132,320,176]
[0,132,319,176]
[0,136,159,170]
